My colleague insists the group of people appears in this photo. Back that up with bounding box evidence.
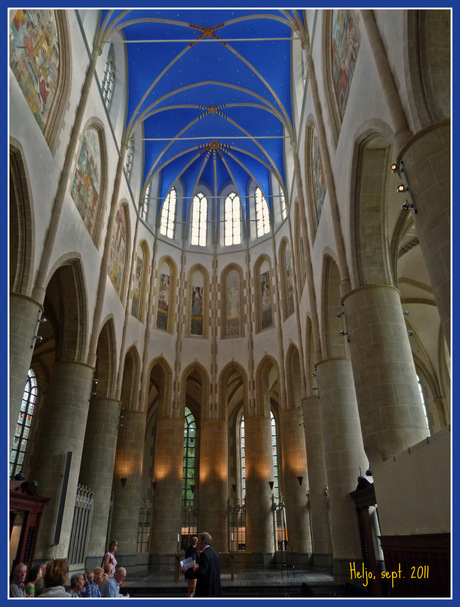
[181,532,222,597]
[10,540,127,598]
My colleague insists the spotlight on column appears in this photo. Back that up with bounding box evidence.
[38,316,47,324]
[310,372,316,377]
[391,163,399,173]
[339,330,347,336]
[120,477,127,488]
[407,330,414,336]
[403,310,409,316]
[336,311,344,318]
[297,476,303,486]
[397,183,407,192]
[268,481,274,491]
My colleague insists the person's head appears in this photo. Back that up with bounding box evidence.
[191,536,198,547]
[69,573,85,591]
[109,539,118,553]
[12,563,27,585]
[26,564,42,584]
[93,567,104,586]
[114,567,126,584]
[44,559,69,588]
[197,532,212,551]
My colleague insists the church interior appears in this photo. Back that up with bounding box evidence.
[9,8,451,598]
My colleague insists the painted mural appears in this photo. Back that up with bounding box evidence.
[108,205,126,297]
[70,128,101,236]
[260,270,273,330]
[131,244,143,319]
[311,126,326,222]
[156,272,171,331]
[191,284,204,336]
[10,9,59,133]
[226,270,240,336]
[285,246,294,317]
[331,10,360,119]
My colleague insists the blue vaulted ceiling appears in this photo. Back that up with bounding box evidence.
[98,10,302,217]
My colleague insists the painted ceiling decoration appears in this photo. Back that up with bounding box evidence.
[98,9,305,219]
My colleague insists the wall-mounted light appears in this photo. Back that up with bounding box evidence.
[336,311,344,318]
[390,162,399,173]
[297,476,303,486]
[403,310,409,316]
[120,477,127,488]
[339,330,347,336]
[310,372,316,377]
[268,481,274,491]
[401,201,417,214]
[397,183,407,192]
[407,330,414,336]
[38,316,47,324]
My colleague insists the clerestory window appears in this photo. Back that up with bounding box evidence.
[224,192,241,246]
[191,192,207,246]
[101,44,115,110]
[255,187,270,237]
[160,187,176,239]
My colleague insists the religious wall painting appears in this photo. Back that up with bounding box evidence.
[10,9,60,133]
[156,272,171,331]
[260,270,273,330]
[331,10,360,119]
[226,270,241,336]
[131,244,144,319]
[108,205,126,296]
[70,127,101,236]
[311,126,326,222]
[191,277,204,336]
[285,246,294,317]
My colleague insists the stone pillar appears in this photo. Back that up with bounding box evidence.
[343,285,430,464]
[110,410,146,558]
[150,417,184,556]
[9,294,43,445]
[400,123,450,352]
[28,361,94,560]
[79,397,121,559]
[316,358,368,575]
[279,408,311,554]
[244,416,274,555]
[301,396,332,568]
[198,420,228,552]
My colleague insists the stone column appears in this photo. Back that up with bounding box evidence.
[198,420,228,552]
[149,417,184,556]
[301,396,332,568]
[400,123,450,352]
[244,415,274,555]
[279,408,311,554]
[79,397,121,559]
[28,361,94,560]
[9,294,43,445]
[110,410,146,558]
[343,285,430,464]
[316,358,368,575]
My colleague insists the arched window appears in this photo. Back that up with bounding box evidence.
[141,182,150,221]
[124,135,134,182]
[224,192,241,246]
[255,187,270,237]
[240,416,246,500]
[191,192,207,246]
[280,189,287,220]
[183,407,197,506]
[160,187,176,239]
[102,44,115,110]
[417,374,431,434]
[10,369,38,479]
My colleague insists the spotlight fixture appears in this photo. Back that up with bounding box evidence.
[336,311,344,318]
[310,372,316,377]
[401,202,417,214]
[397,184,407,192]
[390,163,399,173]
[38,316,47,324]
[297,476,303,486]
[339,330,347,336]
[407,330,414,336]
[403,310,409,316]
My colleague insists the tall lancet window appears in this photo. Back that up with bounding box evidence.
[224,192,241,245]
[255,187,270,237]
[417,375,430,434]
[102,44,115,110]
[141,182,150,221]
[183,407,197,506]
[10,369,38,479]
[191,192,207,246]
[124,135,134,182]
[160,187,176,239]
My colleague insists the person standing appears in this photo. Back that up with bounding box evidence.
[101,567,126,597]
[10,563,27,597]
[103,539,118,577]
[183,536,198,597]
[194,532,222,597]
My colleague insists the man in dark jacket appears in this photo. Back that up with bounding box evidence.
[194,532,222,597]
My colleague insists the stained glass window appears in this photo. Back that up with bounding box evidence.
[191,192,207,246]
[160,187,176,239]
[280,189,287,220]
[271,411,279,500]
[124,135,134,182]
[141,182,150,221]
[10,369,37,479]
[255,187,270,237]
[224,192,241,246]
[183,407,197,506]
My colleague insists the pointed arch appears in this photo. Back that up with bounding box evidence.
[220,263,245,339]
[254,254,274,333]
[322,255,348,360]
[186,264,210,338]
[131,240,150,322]
[254,355,280,418]
[108,201,131,302]
[120,345,141,412]
[305,118,327,236]
[94,316,118,400]
[155,256,177,334]
[285,343,302,410]
[218,360,248,420]
[278,237,295,321]
[180,361,211,421]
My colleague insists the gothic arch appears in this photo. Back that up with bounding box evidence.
[154,256,177,334]
[180,361,210,421]
[10,140,35,296]
[186,264,209,338]
[285,343,302,410]
[305,118,327,237]
[218,361,248,421]
[94,316,117,400]
[278,237,295,322]
[146,357,174,419]
[220,263,245,339]
[108,201,131,305]
[254,355,280,418]
[253,254,274,334]
[120,345,141,412]
[131,239,150,323]
[293,200,307,297]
